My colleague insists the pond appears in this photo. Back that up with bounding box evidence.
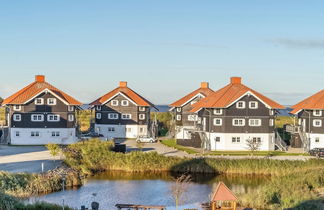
[28,171,270,210]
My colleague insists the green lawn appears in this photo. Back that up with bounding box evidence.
[160,139,198,154]
[275,116,296,128]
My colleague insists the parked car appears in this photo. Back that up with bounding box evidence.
[136,136,157,143]
[80,132,106,141]
[309,148,324,157]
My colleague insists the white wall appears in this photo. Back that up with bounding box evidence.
[95,124,148,139]
[309,133,324,149]
[208,132,275,151]
[10,128,77,145]
[175,126,195,140]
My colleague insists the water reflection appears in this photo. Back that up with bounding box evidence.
[28,171,270,210]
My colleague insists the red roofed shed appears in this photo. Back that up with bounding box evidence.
[211,182,238,210]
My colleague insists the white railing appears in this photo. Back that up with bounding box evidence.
[275,131,288,151]
[298,129,310,152]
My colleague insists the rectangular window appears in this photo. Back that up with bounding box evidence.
[215,137,220,142]
[121,100,129,106]
[68,106,74,112]
[51,131,60,137]
[140,127,145,133]
[96,106,102,111]
[213,118,222,126]
[213,109,222,115]
[13,114,21,122]
[188,115,197,121]
[96,113,102,119]
[249,101,258,109]
[236,101,245,109]
[31,131,40,137]
[315,137,320,143]
[111,100,118,106]
[176,115,181,121]
[108,113,119,119]
[313,110,322,117]
[47,114,60,122]
[252,137,261,143]
[126,127,132,132]
[47,98,57,105]
[15,131,20,137]
[31,114,44,122]
[139,107,146,111]
[269,119,274,126]
[139,114,146,120]
[313,119,322,127]
[35,98,44,105]
[176,107,182,112]
[232,118,245,126]
[232,137,241,143]
[269,110,274,115]
[108,127,115,132]
[13,105,21,111]
[121,114,131,119]
[249,119,262,126]
[68,114,74,122]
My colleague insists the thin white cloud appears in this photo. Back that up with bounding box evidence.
[271,38,324,49]
[143,41,227,49]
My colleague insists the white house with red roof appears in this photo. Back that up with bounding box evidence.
[190,77,285,151]
[2,75,82,145]
[90,81,157,139]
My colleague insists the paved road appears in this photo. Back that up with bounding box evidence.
[0,146,61,173]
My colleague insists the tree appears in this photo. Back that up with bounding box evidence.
[46,143,61,162]
[246,138,261,156]
[170,174,191,210]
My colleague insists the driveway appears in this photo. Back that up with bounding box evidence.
[0,145,61,173]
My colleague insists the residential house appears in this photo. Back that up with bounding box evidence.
[1,75,82,145]
[190,77,285,151]
[290,90,324,150]
[90,81,156,139]
[169,82,214,147]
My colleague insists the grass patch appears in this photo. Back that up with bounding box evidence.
[275,116,296,128]
[160,139,198,154]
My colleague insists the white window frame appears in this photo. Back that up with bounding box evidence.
[126,127,132,132]
[47,114,60,122]
[108,113,119,119]
[68,114,74,122]
[108,127,115,132]
[31,131,40,137]
[31,114,44,122]
[249,101,258,109]
[313,110,322,117]
[188,115,197,121]
[315,137,320,143]
[13,114,21,122]
[236,101,245,109]
[215,137,221,142]
[96,106,102,111]
[176,114,181,121]
[252,137,262,143]
[213,109,223,115]
[269,109,275,115]
[47,98,57,105]
[121,100,129,106]
[269,119,274,126]
[51,131,60,137]
[232,137,241,143]
[35,98,44,105]
[139,114,146,120]
[111,100,118,106]
[176,107,182,112]
[313,119,322,127]
[139,107,146,111]
[249,119,262,127]
[68,106,74,112]
[232,118,245,126]
[96,113,102,119]
[15,131,20,137]
[121,114,132,120]
[213,118,222,126]
[13,105,21,111]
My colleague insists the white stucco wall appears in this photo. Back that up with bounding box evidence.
[309,133,324,149]
[175,126,195,140]
[10,128,77,145]
[95,124,148,139]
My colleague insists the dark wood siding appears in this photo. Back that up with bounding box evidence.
[175,95,203,126]
[299,110,324,134]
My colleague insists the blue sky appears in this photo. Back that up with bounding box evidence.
[0,1,323,105]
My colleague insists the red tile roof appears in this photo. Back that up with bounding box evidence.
[170,82,214,107]
[291,90,324,114]
[191,77,284,112]
[211,182,238,201]
[90,81,156,108]
[2,75,82,105]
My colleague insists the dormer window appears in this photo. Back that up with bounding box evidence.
[13,114,21,122]
[13,105,21,111]
[313,119,322,127]
[236,101,245,109]
[47,114,60,122]
[121,100,129,106]
[31,114,44,122]
[139,107,146,111]
[313,110,322,117]
[111,100,118,106]
[35,98,44,105]
[47,98,57,105]
[213,109,222,115]
[249,101,258,109]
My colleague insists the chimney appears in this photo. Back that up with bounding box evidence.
[35,75,45,82]
[230,77,241,84]
[119,81,127,87]
[201,82,209,88]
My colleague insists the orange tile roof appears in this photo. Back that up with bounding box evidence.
[191,77,284,112]
[2,75,82,105]
[211,182,238,201]
[170,82,214,107]
[90,81,156,108]
[290,90,324,114]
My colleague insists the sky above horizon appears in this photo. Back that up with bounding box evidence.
[0,1,324,105]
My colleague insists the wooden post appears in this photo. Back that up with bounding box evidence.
[233,201,237,210]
